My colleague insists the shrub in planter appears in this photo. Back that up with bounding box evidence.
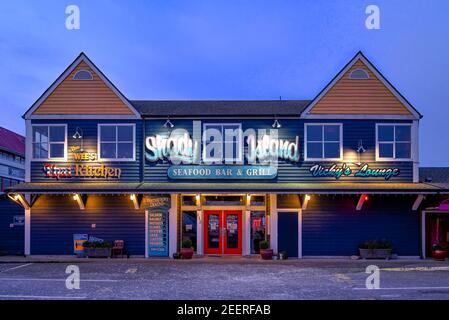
[83,241,112,258]
[259,240,273,260]
[180,239,194,259]
[359,239,393,259]
[431,244,448,261]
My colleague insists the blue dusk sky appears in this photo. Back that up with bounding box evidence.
[0,0,448,166]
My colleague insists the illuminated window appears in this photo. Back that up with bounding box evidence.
[73,69,93,80]
[98,124,135,161]
[349,68,369,79]
[305,123,343,161]
[32,125,66,160]
[203,123,242,163]
[376,124,412,160]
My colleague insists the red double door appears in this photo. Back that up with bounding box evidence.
[204,210,242,255]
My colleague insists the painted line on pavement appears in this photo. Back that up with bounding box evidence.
[0,278,118,282]
[354,286,449,290]
[0,294,86,299]
[0,263,33,273]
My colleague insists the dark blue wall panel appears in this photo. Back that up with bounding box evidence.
[30,195,145,255]
[278,212,299,257]
[144,119,414,183]
[302,196,420,256]
[30,119,142,182]
[0,196,24,255]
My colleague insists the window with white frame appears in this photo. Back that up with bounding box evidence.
[203,123,242,163]
[377,124,412,160]
[305,124,342,161]
[98,124,135,161]
[32,125,66,160]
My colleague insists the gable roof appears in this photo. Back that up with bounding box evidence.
[0,127,25,156]
[301,51,422,119]
[23,53,141,119]
[131,100,311,117]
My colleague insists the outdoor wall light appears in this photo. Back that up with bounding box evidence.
[195,194,200,206]
[130,194,139,210]
[72,194,85,210]
[163,116,174,128]
[272,118,281,128]
[73,127,83,139]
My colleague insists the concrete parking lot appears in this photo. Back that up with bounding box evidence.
[0,258,449,300]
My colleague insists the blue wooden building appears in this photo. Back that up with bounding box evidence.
[8,51,449,258]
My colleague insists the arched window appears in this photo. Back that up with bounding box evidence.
[349,68,369,79]
[73,69,93,80]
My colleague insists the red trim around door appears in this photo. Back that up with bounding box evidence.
[204,210,222,254]
[204,210,242,255]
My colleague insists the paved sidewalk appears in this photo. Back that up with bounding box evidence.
[0,258,448,299]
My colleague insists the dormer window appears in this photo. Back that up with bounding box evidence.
[73,69,93,80]
[349,68,369,79]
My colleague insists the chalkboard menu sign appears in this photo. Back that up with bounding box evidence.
[146,196,170,257]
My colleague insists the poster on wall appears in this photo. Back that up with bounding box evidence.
[73,234,88,254]
[145,196,171,257]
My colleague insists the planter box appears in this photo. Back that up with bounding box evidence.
[84,248,111,258]
[260,249,273,260]
[432,250,448,261]
[359,248,392,260]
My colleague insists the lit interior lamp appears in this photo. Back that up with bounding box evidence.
[305,195,311,201]
[73,194,79,201]
[163,116,174,128]
[130,194,136,201]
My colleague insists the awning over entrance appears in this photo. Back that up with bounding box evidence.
[7,181,448,195]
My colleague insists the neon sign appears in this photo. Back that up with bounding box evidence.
[43,164,122,179]
[309,163,400,180]
[145,131,300,163]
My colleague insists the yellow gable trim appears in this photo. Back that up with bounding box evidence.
[309,59,412,116]
[32,61,135,116]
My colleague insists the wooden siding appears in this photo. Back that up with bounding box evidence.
[0,196,24,255]
[309,60,412,115]
[144,119,414,183]
[32,62,135,115]
[30,119,142,182]
[30,195,145,255]
[302,196,420,256]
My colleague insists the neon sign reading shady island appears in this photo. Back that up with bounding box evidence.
[145,127,300,179]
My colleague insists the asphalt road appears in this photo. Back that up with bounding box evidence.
[0,259,449,300]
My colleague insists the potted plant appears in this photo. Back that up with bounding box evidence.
[180,239,194,259]
[83,241,112,258]
[431,243,448,261]
[359,239,393,259]
[259,240,273,260]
